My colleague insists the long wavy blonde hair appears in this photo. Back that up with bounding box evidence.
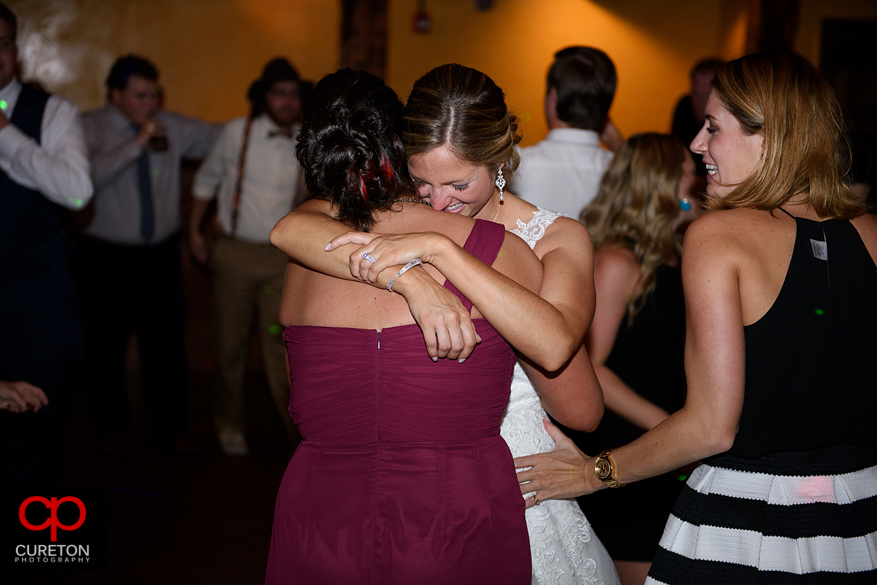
[582,133,687,319]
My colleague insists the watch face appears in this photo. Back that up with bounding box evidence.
[596,458,611,479]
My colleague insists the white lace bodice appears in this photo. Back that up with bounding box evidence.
[499,207,619,585]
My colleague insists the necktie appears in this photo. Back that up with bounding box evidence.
[134,125,155,242]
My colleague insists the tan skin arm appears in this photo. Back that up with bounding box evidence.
[271,201,481,362]
[518,344,603,432]
[277,199,571,371]
[514,215,744,505]
[323,203,601,429]
[188,197,212,265]
[587,247,673,430]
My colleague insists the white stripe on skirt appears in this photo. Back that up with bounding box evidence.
[686,463,877,506]
[657,514,877,574]
[649,462,877,577]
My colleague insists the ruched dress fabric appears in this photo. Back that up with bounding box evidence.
[647,211,877,584]
[505,208,620,585]
[266,219,531,585]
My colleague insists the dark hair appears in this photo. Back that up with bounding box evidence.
[0,2,17,43]
[296,68,411,232]
[403,64,521,172]
[247,57,302,118]
[690,57,724,80]
[547,46,617,130]
[106,55,158,99]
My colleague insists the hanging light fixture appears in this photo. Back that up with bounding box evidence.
[413,0,431,34]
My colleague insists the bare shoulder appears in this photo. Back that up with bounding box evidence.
[684,208,787,254]
[535,215,592,257]
[851,212,877,238]
[850,212,877,265]
[594,245,639,282]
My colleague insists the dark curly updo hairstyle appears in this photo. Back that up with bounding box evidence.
[296,68,413,231]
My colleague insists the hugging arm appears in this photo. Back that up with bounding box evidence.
[514,216,745,505]
[270,200,479,361]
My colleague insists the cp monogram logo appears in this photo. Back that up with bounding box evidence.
[19,496,87,542]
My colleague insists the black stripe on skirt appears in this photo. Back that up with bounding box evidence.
[649,546,877,585]
[671,482,877,539]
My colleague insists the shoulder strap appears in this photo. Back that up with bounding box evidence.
[777,207,795,219]
[230,117,255,236]
[443,219,506,312]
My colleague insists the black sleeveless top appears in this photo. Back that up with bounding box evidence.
[728,209,877,458]
[581,262,686,452]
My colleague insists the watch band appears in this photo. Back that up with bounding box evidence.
[594,450,625,488]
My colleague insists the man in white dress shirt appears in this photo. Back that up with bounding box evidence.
[0,2,93,484]
[511,46,617,220]
[189,58,306,455]
[76,55,219,455]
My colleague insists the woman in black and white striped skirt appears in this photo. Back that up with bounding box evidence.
[514,50,877,583]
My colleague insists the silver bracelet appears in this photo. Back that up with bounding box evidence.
[386,258,423,292]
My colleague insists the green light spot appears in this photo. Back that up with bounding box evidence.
[0,99,7,111]
[268,324,281,335]
[677,475,689,482]
[151,169,160,178]
[69,198,83,209]
[815,308,825,316]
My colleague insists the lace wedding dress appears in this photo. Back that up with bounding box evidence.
[504,208,620,585]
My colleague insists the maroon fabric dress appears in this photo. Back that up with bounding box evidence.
[266,220,531,584]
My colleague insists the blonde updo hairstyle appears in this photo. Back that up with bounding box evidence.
[582,133,687,318]
[706,50,865,219]
[402,64,521,175]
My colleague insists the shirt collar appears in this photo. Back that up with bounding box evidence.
[545,127,602,145]
[260,113,298,138]
[105,102,143,133]
[0,78,22,117]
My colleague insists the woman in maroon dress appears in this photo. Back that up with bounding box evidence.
[265,69,541,584]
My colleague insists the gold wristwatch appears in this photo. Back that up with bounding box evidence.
[594,450,625,488]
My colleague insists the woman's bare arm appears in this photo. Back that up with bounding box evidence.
[588,247,673,430]
[518,343,603,432]
[283,200,575,371]
[270,200,480,361]
[515,215,745,503]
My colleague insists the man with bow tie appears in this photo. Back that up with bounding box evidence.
[189,57,307,456]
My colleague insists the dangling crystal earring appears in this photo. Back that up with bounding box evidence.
[495,168,506,203]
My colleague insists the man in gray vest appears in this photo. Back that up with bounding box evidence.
[0,2,93,484]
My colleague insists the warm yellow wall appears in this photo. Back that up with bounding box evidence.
[6,0,875,135]
[388,0,731,146]
[8,0,340,121]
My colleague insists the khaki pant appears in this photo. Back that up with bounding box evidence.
[209,236,294,441]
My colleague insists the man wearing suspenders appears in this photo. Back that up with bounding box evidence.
[190,58,307,455]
